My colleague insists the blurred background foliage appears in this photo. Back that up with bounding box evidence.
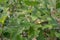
[0,0,60,40]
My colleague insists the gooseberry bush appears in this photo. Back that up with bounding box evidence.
[0,0,60,40]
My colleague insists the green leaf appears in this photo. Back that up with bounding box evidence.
[24,1,39,6]
[56,0,60,8]
[37,30,45,40]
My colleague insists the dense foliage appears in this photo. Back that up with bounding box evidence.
[0,0,60,40]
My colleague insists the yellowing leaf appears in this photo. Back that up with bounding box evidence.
[0,16,7,24]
